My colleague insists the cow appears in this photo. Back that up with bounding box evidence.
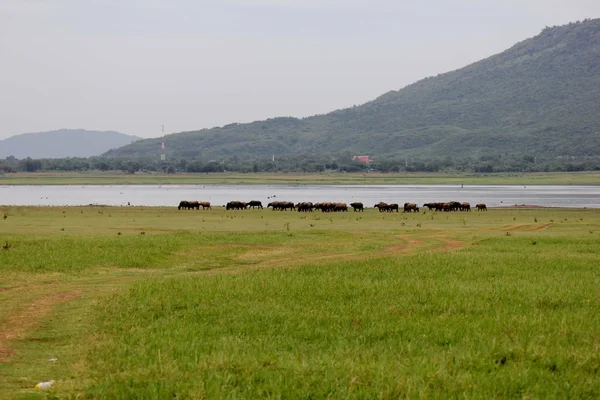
[268,201,295,211]
[178,200,200,210]
[388,203,400,213]
[199,201,211,210]
[476,203,487,211]
[403,202,419,213]
[460,202,471,212]
[423,203,438,211]
[247,200,263,209]
[333,202,348,212]
[315,202,333,212]
[226,201,247,210]
[296,202,314,212]
[374,202,389,212]
[448,201,461,212]
[350,202,364,212]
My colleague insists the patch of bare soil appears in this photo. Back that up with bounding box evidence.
[0,290,85,363]
[386,236,426,254]
[499,223,553,232]
[426,236,467,252]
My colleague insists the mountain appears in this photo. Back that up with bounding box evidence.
[105,19,600,161]
[0,129,141,159]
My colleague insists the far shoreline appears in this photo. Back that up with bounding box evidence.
[1,171,600,186]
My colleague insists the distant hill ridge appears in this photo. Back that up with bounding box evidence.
[1,129,141,159]
[105,18,600,161]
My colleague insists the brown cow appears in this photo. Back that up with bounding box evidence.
[476,203,487,211]
[199,201,211,210]
[449,201,461,212]
[460,202,471,212]
[374,202,389,212]
[333,202,348,212]
[403,202,419,213]
[296,202,314,212]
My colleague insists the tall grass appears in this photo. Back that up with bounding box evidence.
[82,237,600,398]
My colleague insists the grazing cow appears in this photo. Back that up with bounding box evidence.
[403,202,419,213]
[199,201,211,210]
[247,200,263,209]
[315,202,333,212]
[226,201,247,210]
[423,203,437,211]
[178,200,199,210]
[333,202,348,212]
[374,202,389,212]
[460,202,471,212]
[476,203,487,211]
[350,202,364,212]
[388,203,400,213]
[296,202,314,212]
[268,201,295,211]
[449,201,461,212]
[424,202,446,211]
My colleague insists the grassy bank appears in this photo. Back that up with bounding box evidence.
[2,171,600,185]
[1,206,599,398]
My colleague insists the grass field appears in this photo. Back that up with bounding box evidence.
[1,205,599,398]
[2,170,600,185]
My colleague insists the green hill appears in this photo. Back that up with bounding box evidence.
[105,19,600,161]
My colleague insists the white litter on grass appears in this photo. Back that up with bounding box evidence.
[35,380,54,390]
[48,358,57,363]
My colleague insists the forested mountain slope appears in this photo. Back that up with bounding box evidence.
[105,19,600,161]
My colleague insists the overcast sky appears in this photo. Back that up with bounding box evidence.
[1,1,599,140]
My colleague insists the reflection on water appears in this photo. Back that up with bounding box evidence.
[1,184,599,208]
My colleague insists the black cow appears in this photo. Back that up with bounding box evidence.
[350,202,364,212]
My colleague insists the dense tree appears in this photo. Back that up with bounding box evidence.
[5,153,600,174]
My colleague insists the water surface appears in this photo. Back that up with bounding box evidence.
[1,184,599,208]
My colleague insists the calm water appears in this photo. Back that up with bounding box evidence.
[1,184,600,208]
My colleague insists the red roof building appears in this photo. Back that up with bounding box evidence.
[352,155,372,163]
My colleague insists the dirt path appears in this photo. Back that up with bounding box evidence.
[498,223,553,232]
[0,290,84,362]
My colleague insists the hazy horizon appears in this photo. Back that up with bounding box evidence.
[1,1,599,140]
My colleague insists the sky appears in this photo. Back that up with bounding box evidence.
[1,1,599,140]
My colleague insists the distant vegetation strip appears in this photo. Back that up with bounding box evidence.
[2,171,600,185]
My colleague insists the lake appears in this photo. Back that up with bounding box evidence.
[1,184,600,208]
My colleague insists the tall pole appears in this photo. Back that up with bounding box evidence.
[160,125,165,161]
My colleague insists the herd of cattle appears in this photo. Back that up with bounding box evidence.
[178,200,488,212]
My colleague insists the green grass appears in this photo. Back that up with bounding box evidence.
[2,171,600,185]
[1,206,600,398]
[84,250,600,398]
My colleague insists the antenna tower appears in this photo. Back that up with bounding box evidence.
[160,125,165,161]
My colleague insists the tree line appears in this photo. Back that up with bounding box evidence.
[1,153,600,174]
